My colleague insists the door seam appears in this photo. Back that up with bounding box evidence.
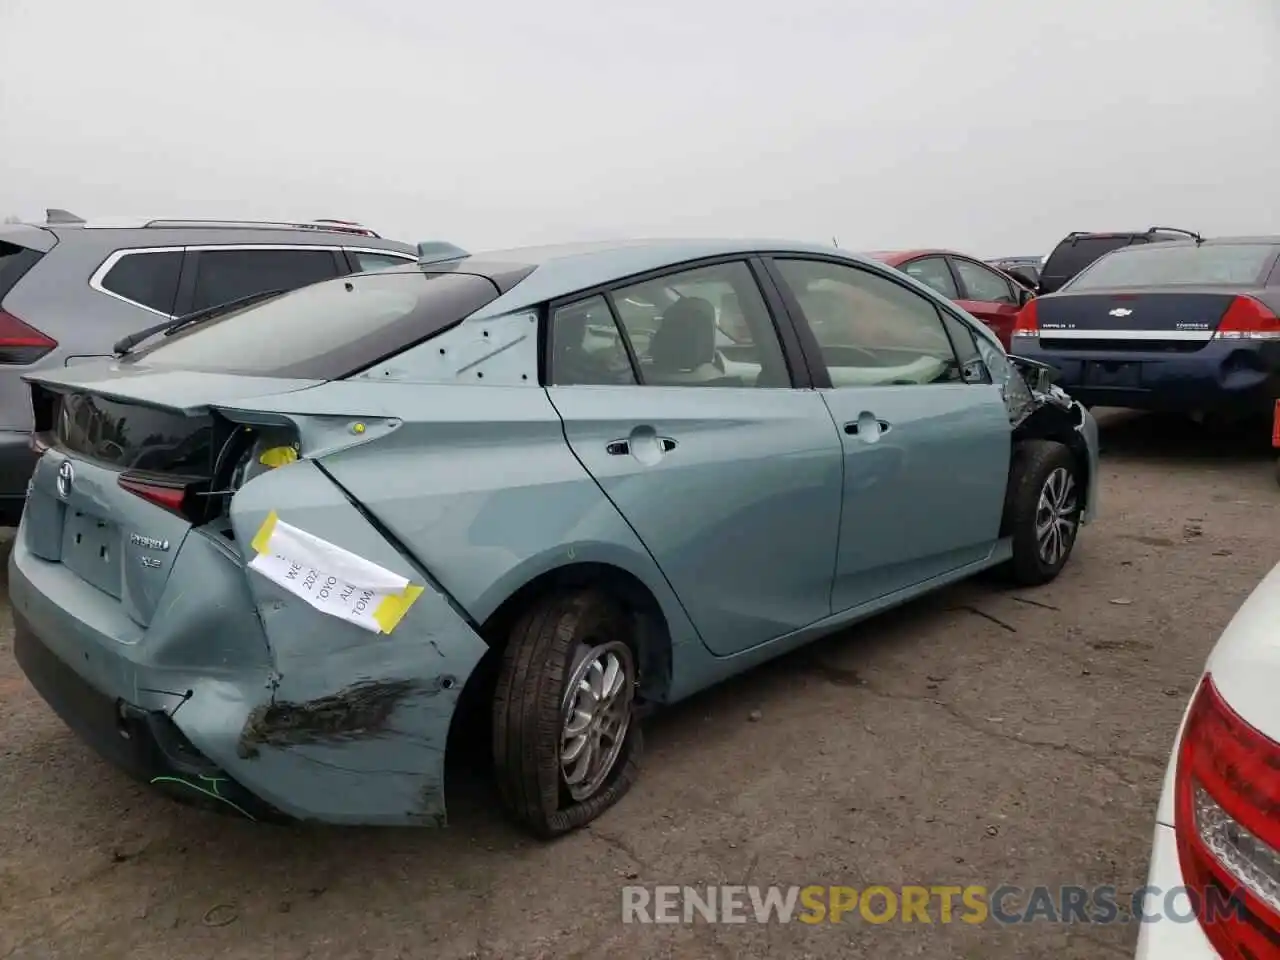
[541,387,709,651]
[816,390,846,616]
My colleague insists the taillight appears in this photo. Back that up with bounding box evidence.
[118,473,194,516]
[0,308,57,364]
[1214,296,1280,341]
[1175,675,1280,958]
[1012,299,1039,339]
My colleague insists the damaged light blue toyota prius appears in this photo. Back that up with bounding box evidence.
[10,239,1099,837]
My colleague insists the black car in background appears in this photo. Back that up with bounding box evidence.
[1010,236,1280,423]
[988,256,1042,289]
[1037,228,1201,295]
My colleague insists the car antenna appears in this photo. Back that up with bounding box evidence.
[45,207,85,224]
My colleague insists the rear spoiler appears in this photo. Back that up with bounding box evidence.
[22,365,324,417]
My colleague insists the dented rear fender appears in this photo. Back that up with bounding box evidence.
[178,459,490,825]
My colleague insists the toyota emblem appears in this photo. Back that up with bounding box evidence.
[56,460,74,499]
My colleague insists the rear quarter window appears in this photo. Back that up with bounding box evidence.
[99,251,184,314]
[126,269,499,380]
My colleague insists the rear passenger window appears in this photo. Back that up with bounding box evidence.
[100,251,183,314]
[609,260,791,387]
[550,296,638,386]
[190,248,339,312]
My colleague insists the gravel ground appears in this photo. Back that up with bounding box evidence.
[1,409,1277,960]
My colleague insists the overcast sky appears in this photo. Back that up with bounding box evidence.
[2,0,1277,257]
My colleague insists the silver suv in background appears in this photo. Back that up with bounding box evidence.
[0,210,417,522]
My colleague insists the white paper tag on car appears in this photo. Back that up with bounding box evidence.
[247,511,423,634]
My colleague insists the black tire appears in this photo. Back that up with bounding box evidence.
[492,590,643,838]
[999,440,1083,586]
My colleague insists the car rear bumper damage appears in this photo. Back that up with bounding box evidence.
[1018,339,1280,415]
[12,608,286,821]
[8,459,491,826]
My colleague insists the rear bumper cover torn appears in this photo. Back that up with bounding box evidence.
[9,461,490,826]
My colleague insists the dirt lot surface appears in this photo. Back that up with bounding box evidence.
[2,409,1278,959]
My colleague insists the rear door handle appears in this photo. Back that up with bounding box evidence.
[844,419,891,436]
[606,436,678,456]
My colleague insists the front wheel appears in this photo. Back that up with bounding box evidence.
[492,590,643,838]
[1000,440,1083,586]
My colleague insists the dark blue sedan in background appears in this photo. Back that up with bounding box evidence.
[1010,236,1280,427]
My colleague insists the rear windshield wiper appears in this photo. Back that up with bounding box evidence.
[112,288,289,356]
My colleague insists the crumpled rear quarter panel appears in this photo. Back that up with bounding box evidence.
[222,460,489,825]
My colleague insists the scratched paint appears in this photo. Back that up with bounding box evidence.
[237,678,423,757]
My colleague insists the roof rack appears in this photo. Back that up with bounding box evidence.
[138,218,381,238]
[1147,226,1203,243]
[1061,227,1203,245]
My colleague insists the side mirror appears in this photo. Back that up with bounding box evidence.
[1007,355,1058,393]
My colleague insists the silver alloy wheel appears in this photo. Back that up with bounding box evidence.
[1035,466,1078,566]
[560,639,635,802]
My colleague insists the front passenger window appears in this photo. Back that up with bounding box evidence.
[954,259,1016,304]
[773,259,961,387]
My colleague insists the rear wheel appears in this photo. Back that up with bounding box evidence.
[492,590,642,838]
[1000,440,1083,586]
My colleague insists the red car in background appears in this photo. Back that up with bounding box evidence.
[865,249,1035,351]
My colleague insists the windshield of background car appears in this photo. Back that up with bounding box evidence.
[1066,243,1278,291]
[125,270,499,379]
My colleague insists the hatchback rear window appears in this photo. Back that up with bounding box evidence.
[1066,243,1278,291]
[1043,237,1132,281]
[127,269,499,380]
[0,241,44,300]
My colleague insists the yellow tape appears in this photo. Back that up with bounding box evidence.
[372,585,424,634]
[259,446,298,468]
[250,510,279,555]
